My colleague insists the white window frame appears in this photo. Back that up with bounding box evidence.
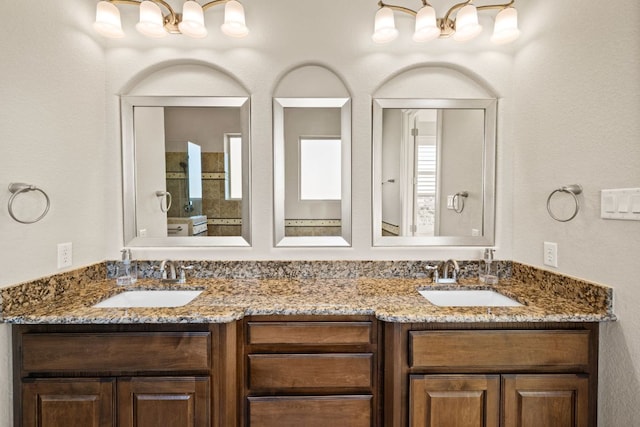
[224,133,242,200]
[298,136,342,201]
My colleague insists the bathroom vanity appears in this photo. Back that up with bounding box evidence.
[3,262,612,427]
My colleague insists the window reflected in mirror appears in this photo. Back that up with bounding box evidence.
[273,98,351,247]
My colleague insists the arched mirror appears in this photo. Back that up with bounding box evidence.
[273,97,352,247]
[372,98,496,246]
[122,96,251,247]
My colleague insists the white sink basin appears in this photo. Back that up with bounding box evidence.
[93,290,202,308]
[418,289,523,307]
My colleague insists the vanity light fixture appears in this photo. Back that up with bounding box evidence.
[372,0,520,44]
[94,0,249,39]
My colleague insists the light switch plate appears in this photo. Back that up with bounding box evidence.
[601,188,640,220]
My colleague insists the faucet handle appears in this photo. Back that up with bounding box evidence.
[425,265,439,282]
[179,265,194,283]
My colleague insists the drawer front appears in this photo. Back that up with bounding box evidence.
[247,322,373,346]
[410,330,590,371]
[22,332,210,373]
[248,395,372,427]
[248,354,373,391]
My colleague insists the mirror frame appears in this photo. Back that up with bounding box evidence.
[372,98,496,246]
[273,98,352,247]
[121,96,252,247]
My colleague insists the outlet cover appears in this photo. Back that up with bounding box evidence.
[57,242,72,269]
[543,241,558,268]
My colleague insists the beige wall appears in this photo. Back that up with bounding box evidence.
[0,1,106,425]
[512,1,640,425]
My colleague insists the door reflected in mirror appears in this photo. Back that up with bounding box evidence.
[122,97,251,247]
[373,99,496,246]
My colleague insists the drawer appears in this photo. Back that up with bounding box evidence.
[248,354,373,390]
[21,332,211,373]
[248,395,372,427]
[409,330,590,371]
[247,322,373,346]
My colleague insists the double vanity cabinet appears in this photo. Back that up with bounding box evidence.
[13,317,598,427]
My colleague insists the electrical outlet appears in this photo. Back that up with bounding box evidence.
[57,242,72,269]
[543,241,558,268]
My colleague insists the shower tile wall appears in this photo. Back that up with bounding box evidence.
[166,152,241,237]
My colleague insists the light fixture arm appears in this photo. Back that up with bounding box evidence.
[374,0,518,42]
[378,1,417,17]
[202,0,229,12]
[107,0,179,27]
[476,0,514,12]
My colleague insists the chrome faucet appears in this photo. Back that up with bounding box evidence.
[159,259,177,281]
[436,259,460,284]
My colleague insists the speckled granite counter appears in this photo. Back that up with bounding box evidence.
[0,261,615,324]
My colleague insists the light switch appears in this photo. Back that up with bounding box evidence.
[631,195,640,214]
[601,188,640,221]
[603,195,616,213]
[618,196,629,213]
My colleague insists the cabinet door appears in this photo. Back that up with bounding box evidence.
[248,395,372,427]
[22,378,115,427]
[117,377,210,427]
[409,375,499,427]
[502,374,589,427]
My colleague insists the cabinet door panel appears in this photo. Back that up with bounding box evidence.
[22,378,114,427]
[117,377,210,427]
[502,374,589,427]
[410,375,499,427]
[248,395,372,427]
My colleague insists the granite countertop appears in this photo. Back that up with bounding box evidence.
[1,271,615,324]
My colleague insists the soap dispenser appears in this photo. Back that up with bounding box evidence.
[115,249,137,286]
[479,248,498,285]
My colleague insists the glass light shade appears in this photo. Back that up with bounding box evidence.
[221,0,249,38]
[453,4,482,41]
[413,6,440,43]
[93,1,124,38]
[136,1,167,38]
[491,7,520,44]
[178,1,208,38]
[372,7,398,44]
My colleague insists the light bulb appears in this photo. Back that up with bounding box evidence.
[179,1,208,38]
[372,7,398,44]
[491,7,520,44]
[94,1,124,38]
[453,4,482,42]
[136,1,167,38]
[413,6,440,43]
[221,0,249,38]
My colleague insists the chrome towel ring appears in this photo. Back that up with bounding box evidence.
[547,184,583,222]
[453,191,469,213]
[8,183,51,224]
[155,190,172,213]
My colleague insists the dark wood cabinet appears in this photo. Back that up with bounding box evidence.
[502,374,590,427]
[385,323,599,427]
[409,375,499,427]
[13,324,237,427]
[14,318,599,427]
[242,316,380,427]
[22,378,115,427]
[117,377,210,427]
